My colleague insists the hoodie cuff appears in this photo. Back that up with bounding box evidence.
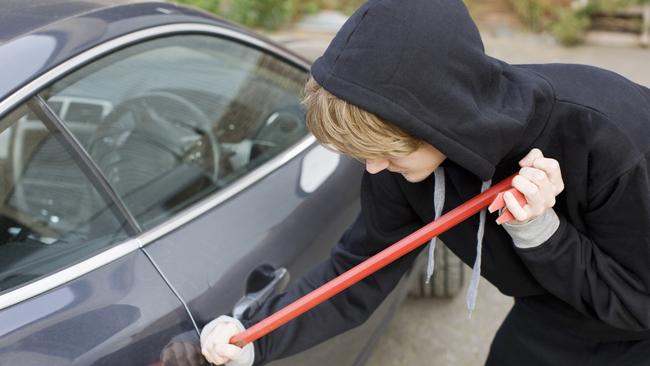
[502,208,560,248]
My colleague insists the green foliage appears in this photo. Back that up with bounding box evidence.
[334,0,367,14]
[291,0,365,16]
[173,0,221,14]
[228,0,295,30]
[299,0,322,16]
[510,0,552,30]
[509,0,647,46]
[551,9,591,45]
[171,0,366,30]
[583,0,640,14]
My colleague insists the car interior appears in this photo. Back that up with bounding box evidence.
[0,34,310,293]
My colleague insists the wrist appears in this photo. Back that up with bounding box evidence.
[502,208,560,248]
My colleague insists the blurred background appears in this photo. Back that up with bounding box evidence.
[174,0,650,47]
[172,0,649,364]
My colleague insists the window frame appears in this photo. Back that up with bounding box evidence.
[0,23,315,310]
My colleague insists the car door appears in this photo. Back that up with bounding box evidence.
[40,24,414,365]
[0,100,198,365]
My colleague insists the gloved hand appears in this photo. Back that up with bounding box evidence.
[200,315,254,366]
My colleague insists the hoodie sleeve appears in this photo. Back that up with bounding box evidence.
[515,157,650,331]
[242,171,424,365]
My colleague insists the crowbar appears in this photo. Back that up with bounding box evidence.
[229,173,526,347]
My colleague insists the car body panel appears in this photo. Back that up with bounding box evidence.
[0,1,303,105]
[0,0,136,44]
[0,249,196,365]
[143,145,362,320]
[0,2,413,365]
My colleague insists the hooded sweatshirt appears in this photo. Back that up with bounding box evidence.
[241,0,650,363]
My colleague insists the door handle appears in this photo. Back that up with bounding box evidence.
[233,265,290,320]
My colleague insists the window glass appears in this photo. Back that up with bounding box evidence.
[0,104,130,294]
[43,35,309,230]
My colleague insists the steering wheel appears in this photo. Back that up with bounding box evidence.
[88,91,222,193]
[252,105,306,152]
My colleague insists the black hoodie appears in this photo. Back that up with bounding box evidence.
[243,0,650,363]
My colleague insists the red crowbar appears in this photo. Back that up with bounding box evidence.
[229,173,526,347]
[489,187,528,224]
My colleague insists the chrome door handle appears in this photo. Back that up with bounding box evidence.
[233,265,290,320]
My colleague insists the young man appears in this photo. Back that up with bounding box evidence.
[201,0,650,364]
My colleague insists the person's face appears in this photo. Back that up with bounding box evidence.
[365,143,447,182]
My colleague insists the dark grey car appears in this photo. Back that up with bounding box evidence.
[0,1,425,365]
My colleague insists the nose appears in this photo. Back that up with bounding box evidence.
[365,159,389,174]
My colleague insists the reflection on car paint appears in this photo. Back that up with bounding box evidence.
[300,145,341,193]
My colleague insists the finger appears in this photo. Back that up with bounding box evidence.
[496,208,515,225]
[519,148,544,167]
[488,191,506,213]
[203,323,238,355]
[216,343,243,360]
[533,158,564,193]
[201,321,233,345]
[511,174,544,207]
[210,342,231,364]
[201,321,241,365]
[518,167,557,210]
[519,167,550,188]
[201,346,225,365]
[504,191,530,222]
[213,323,239,344]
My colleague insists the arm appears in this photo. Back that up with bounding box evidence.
[515,158,650,331]
[243,170,425,365]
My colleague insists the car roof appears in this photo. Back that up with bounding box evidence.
[0,1,297,109]
[0,0,143,44]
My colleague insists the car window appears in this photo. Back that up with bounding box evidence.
[42,34,309,230]
[0,104,130,294]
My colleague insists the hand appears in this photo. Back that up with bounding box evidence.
[200,318,245,365]
[504,148,564,224]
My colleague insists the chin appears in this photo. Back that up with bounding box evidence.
[402,173,426,183]
[401,170,436,183]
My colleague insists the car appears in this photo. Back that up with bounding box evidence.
[0,1,463,365]
[0,1,374,365]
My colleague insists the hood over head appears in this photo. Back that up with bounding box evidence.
[311,0,554,180]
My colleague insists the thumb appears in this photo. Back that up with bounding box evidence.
[216,343,243,360]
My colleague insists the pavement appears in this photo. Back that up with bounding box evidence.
[267,12,650,366]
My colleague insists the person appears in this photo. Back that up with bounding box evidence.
[200,0,650,364]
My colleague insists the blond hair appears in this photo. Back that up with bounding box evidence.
[302,76,421,161]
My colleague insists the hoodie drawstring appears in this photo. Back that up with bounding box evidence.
[426,170,492,317]
[425,167,446,284]
[466,179,492,318]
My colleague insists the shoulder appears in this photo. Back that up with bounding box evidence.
[521,63,650,118]
[523,64,650,195]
